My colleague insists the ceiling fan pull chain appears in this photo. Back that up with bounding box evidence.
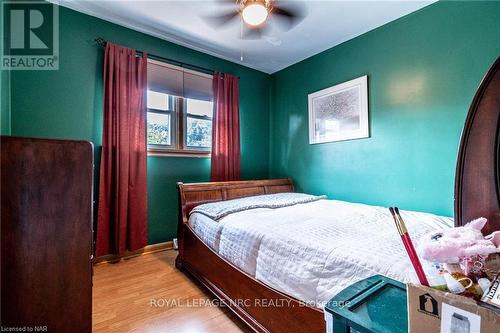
[240,18,244,61]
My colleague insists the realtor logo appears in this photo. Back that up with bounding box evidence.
[1,1,59,70]
[418,293,439,318]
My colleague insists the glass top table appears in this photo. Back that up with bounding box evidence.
[324,275,408,333]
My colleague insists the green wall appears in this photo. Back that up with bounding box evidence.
[270,1,500,217]
[1,67,10,135]
[7,5,271,244]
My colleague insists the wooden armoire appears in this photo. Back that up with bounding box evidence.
[1,136,93,332]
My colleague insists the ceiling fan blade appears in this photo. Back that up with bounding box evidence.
[203,10,240,29]
[213,0,240,11]
[271,3,307,30]
[240,23,273,40]
[241,26,263,40]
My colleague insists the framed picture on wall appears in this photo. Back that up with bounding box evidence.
[308,75,369,144]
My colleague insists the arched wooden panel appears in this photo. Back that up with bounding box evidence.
[455,57,500,234]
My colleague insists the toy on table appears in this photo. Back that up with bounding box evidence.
[419,218,500,263]
[418,217,500,302]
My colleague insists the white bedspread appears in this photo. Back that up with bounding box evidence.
[188,198,452,308]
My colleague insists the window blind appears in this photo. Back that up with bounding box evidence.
[147,59,213,101]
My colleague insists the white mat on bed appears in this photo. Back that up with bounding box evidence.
[189,198,453,308]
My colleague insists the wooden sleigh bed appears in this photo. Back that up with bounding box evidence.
[175,57,500,333]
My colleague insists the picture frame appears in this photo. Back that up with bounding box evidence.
[308,75,369,144]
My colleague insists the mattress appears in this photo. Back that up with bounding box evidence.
[188,197,453,308]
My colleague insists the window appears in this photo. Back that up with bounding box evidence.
[185,98,213,148]
[146,59,213,156]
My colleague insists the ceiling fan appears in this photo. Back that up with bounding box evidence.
[205,0,306,40]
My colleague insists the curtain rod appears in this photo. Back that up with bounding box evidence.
[94,37,238,78]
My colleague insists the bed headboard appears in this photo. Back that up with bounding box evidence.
[177,178,294,224]
[455,57,500,234]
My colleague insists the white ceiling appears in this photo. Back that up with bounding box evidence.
[55,1,435,74]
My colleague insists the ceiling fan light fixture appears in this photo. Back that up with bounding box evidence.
[242,2,268,27]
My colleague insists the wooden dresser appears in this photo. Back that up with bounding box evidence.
[1,136,93,332]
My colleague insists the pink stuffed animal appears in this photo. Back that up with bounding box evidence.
[419,218,500,263]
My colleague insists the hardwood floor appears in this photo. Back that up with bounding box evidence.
[93,250,252,333]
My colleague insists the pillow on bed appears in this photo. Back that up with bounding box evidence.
[191,192,326,221]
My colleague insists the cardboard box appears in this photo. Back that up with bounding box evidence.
[407,283,500,333]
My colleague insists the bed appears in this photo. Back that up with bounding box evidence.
[189,196,453,306]
[176,57,500,333]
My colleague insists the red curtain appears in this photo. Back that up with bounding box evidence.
[96,43,148,257]
[211,72,241,181]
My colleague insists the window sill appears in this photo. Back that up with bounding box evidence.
[147,148,211,158]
